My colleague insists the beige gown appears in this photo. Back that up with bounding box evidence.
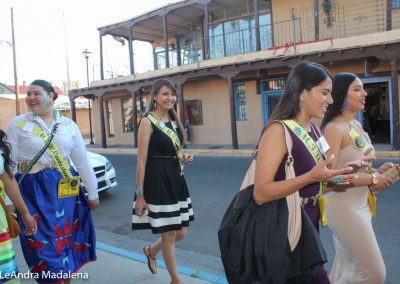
[325,122,385,284]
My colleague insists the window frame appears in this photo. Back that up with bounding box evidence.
[234,82,247,121]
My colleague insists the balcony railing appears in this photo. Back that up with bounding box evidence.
[126,0,399,76]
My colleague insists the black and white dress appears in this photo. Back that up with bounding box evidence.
[132,115,194,234]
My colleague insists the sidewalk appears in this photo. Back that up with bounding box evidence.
[86,143,400,158]
[12,230,227,284]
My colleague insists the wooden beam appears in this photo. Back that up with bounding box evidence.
[132,90,138,148]
[69,97,76,122]
[203,2,210,60]
[227,76,238,149]
[387,0,392,31]
[99,96,107,148]
[254,0,261,51]
[99,32,104,80]
[176,36,182,66]
[314,0,319,40]
[391,59,399,149]
[128,26,135,75]
[177,82,185,124]
[163,14,169,68]
[220,71,240,149]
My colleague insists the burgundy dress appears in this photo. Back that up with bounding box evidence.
[274,124,330,284]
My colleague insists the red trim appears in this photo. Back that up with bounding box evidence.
[268,38,334,55]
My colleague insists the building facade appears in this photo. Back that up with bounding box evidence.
[70,0,400,149]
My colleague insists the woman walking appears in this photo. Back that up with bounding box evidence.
[6,79,98,283]
[132,79,194,284]
[252,62,354,283]
[321,73,397,284]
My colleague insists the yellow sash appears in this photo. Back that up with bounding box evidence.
[283,120,328,226]
[16,120,80,198]
[348,127,376,217]
[147,114,184,174]
[0,181,4,198]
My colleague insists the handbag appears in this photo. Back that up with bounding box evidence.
[240,121,301,251]
[218,122,327,284]
[0,193,20,238]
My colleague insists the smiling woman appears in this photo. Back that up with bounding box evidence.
[5,79,99,284]
[320,73,399,284]
[132,78,194,284]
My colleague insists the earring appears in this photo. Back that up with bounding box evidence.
[153,100,157,108]
[341,100,349,113]
[299,102,304,111]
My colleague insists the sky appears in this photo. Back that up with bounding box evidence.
[0,0,181,92]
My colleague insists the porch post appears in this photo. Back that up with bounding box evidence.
[254,0,261,51]
[387,0,392,31]
[163,13,169,68]
[222,72,239,149]
[132,91,137,148]
[69,96,76,122]
[176,36,182,66]
[99,32,105,80]
[129,86,141,148]
[390,59,399,149]
[176,80,185,122]
[128,26,135,75]
[203,2,210,60]
[314,0,319,40]
[99,94,107,148]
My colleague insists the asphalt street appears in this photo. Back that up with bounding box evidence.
[94,154,400,283]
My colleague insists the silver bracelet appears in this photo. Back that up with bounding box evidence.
[135,188,144,196]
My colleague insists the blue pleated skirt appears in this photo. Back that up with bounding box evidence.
[16,168,96,283]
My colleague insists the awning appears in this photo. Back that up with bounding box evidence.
[97,0,254,42]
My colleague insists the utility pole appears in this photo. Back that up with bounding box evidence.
[11,7,20,115]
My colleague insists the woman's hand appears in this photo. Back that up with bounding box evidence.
[308,154,356,183]
[346,147,375,173]
[377,162,400,175]
[88,198,99,210]
[370,173,392,192]
[21,212,37,236]
[135,195,149,217]
[182,153,193,165]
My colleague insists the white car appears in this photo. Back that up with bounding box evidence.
[87,151,117,193]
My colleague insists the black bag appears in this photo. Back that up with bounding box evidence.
[218,185,327,284]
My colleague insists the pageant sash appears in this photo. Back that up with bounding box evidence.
[16,120,80,198]
[283,120,328,226]
[147,114,184,174]
[348,126,376,217]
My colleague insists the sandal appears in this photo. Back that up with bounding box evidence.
[143,245,157,274]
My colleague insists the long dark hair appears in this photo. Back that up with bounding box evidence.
[320,72,357,131]
[147,79,187,145]
[266,62,332,129]
[0,130,14,178]
[252,62,331,154]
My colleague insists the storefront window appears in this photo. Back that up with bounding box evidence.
[209,13,271,59]
[121,98,134,133]
[393,0,400,9]
[234,82,247,121]
[107,100,115,137]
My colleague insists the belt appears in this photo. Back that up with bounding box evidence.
[18,159,70,174]
[149,155,177,159]
[300,193,320,207]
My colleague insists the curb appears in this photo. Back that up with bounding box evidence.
[89,148,254,156]
[96,242,228,284]
[88,147,398,158]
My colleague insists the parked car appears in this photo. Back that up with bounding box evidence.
[86,151,117,193]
